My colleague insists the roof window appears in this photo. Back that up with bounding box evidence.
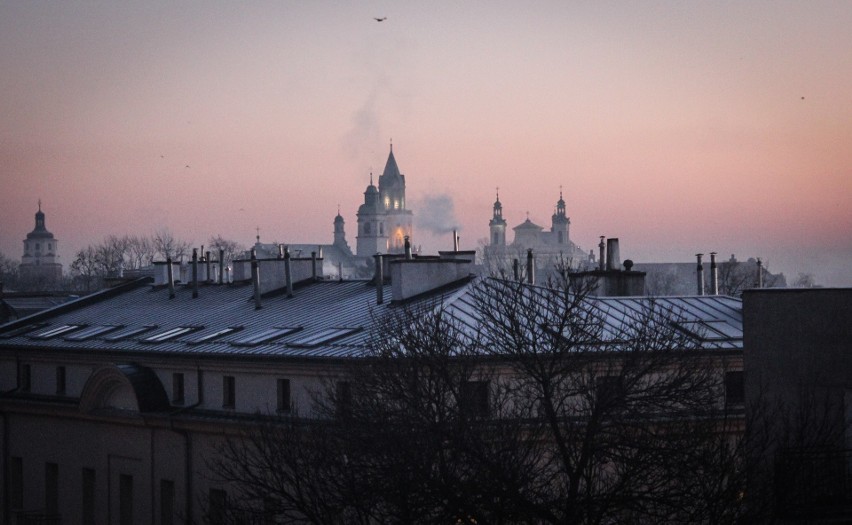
[287,327,362,348]
[675,320,741,341]
[0,323,48,339]
[142,326,202,343]
[103,325,158,342]
[30,324,85,340]
[187,327,244,345]
[64,325,123,341]
[232,327,302,347]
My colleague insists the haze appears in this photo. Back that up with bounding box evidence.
[1,1,850,285]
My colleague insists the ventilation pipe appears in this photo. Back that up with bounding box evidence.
[338,262,343,282]
[218,249,224,285]
[192,248,199,299]
[404,236,412,259]
[757,258,764,288]
[311,251,318,281]
[710,252,719,295]
[598,236,606,271]
[606,238,620,271]
[526,249,535,284]
[696,253,705,295]
[205,251,211,283]
[513,259,519,281]
[284,246,293,298]
[453,229,459,251]
[167,257,176,299]
[278,244,284,259]
[251,249,262,309]
[374,254,384,305]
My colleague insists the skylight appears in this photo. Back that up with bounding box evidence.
[142,326,202,343]
[675,320,740,341]
[187,326,243,345]
[232,327,302,347]
[103,325,158,342]
[287,327,362,348]
[30,324,85,340]
[64,325,123,341]
[0,323,48,339]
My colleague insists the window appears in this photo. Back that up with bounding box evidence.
[223,376,235,408]
[46,462,59,514]
[56,366,66,395]
[364,222,371,234]
[64,325,122,341]
[725,371,745,406]
[120,474,133,525]
[172,373,185,405]
[103,325,158,342]
[277,378,291,412]
[142,326,201,343]
[30,324,84,339]
[161,479,175,525]
[82,468,95,525]
[0,323,47,339]
[336,381,352,419]
[10,457,23,509]
[287,327,362,348]
[558,231,564,244]
[379,223,384,235]
[187,327,242,345]
[208,489,227,525]
[596,375,624,408]
[21,364,31,392]
[231,327,301,347]
[460,380,490,419]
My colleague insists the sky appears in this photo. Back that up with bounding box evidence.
[1,1,851,286]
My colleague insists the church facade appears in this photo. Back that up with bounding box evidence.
[483,190,593,278]
[19,202,63,288]
[356,144,414,257]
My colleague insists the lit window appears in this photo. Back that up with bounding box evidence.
[232,327,302,347]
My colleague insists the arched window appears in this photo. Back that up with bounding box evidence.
[379,223,384,235]
[365,222,371,234]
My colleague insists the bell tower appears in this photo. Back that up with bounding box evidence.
[550,187,570,245]
[489,188,507,246]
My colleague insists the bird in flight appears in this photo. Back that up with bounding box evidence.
[374,17,386,22]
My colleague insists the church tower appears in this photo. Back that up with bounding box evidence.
[333,208,353,256]
[20,201,63,288]
[550,188,570,245]
[377,143,413,253]
[489,189,507,246]
[356,173,388,257]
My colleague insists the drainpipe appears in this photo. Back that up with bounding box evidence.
[167,257,175,299]
[696,253,705,295]
[527,249,535,284]
[191,249,199,299]
[284,247,293,298]
[374,254,384,305]
[251,250,262,309]
[710,252,719,295]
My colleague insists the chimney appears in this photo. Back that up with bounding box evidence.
[278,244,284,259]
[404,236,412,259]
[251,250,262,309]
[167,257,176,299]
[526,249,535,284]
[513,258,519,281]
[205,251,211,283]
[338,262,343,282]
[453,229,459,251]
[696,253,705,295]
[606,238,620,271]
[757,258,764,288]
[192,248,199,299]
[284,246,293,298]
[710,252,718,295]
[218,249,225,284]
[598,236,606,271]
[311,251,318,280]
[374,254,384,305]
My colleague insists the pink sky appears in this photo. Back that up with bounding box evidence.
[2,1,851,285]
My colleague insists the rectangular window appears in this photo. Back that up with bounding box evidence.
[64,324,122,341]
[161,479,175,525]
[120,474,133,525]
[277,378,291,412]
[208,489,227,525]
[460,380,490,419]
[82,468,96,525]
[20,363,31,392]
[336,381,352,419]
[45,462,59,514]
[595,375,624,407]
[56,366,66,395]
[223,376,235,408]
[725,371,745,406]
[172,373,185,405]
[10,457,23,509]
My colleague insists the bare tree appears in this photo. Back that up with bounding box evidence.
[152,228,191,261]
[211,274,750,524]
[208,235,246,265]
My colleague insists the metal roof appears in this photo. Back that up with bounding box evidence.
[0,277,742,359]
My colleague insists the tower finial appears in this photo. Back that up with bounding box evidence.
[389,138,393,152]
[559,185,563,200]
[496,186,500,201]
[370,171,373,185]
[337,203,341,215]
[38,198,41,212]
[256,226,260,243]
